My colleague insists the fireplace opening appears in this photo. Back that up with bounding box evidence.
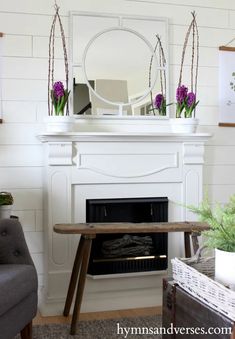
[86,197,168,275]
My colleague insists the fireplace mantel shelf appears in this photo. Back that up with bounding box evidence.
[38,131,211,143]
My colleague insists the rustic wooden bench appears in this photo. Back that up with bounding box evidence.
[54,221,209,335]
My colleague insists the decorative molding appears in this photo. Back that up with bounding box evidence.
[77,152,178,179]
[48,142,73,165]
[183,143,205,164]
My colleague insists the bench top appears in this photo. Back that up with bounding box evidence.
[54,221,209,235]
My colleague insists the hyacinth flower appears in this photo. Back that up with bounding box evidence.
[154,93,166,115]
[176,85,188,118]
[184,91,199,118]
[153,93,172,116]
[51,81,70,115]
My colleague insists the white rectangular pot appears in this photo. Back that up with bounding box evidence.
[170,118,199,133]
[44,116,75,132]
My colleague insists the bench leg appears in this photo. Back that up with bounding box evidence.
[70,236,93,335]
[184,232,191,258]
[63,236,86,316]
[191,231,201,254]
[21,321,32,339]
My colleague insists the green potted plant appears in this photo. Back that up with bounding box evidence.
[188,193,235,287]
[0,192,14,219]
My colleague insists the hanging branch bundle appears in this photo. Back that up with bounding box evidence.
[178,11,199,103]
[48,4,69,116]
[148,35,167,115]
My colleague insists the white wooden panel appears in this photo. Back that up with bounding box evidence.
[196,107,218,126]
[0,167,42,189]
[33,37,66,59]
[25,232,44,253]
[0,145,43,166]
[170,45,218,68]
[170,25,233,48]
[4,35,32,57]
[2,57,65,80]
[124,2,229,27]
[205,146,235,165]
[12,210,36,232]
[0,12,68,36]
[204,165,235,185]
[229,11,235,29]
[2,79,47,101]
[10,189,43,210]
[170,65,218,87]
[206,184,235,204]
[0,124,41,144]
[128,0,235,10]
[36,210,43,231]
[31,253,44,275]
[199,126,235,146]
[36,102,48,122]
[2,101,37,123]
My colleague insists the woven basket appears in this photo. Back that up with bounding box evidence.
[171,248,235,321]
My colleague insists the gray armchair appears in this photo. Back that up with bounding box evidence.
[0,218,38,339]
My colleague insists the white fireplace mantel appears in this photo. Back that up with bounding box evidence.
[38,131,211,143]
[38,131,211,315]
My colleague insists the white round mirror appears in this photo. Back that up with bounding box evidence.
[82,26,158,116]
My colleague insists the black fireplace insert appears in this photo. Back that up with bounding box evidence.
[86,197,168,275]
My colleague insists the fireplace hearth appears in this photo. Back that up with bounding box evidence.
[86,197,168,275]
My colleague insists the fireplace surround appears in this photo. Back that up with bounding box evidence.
[38,131,211,315]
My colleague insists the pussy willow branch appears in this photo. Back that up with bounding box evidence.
[178,18,194,87]
[149,39,159,115]
[157,34,167,97]
[48,4,69,115]
[148,35,166,115]
[178,11,199,118]
[191,15,195,92]
[48,11,57,116]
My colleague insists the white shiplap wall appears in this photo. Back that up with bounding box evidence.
[1,0,235,291]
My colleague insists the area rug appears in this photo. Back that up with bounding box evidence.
[16,315,162,338]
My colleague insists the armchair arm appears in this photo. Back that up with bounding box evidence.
[0,219,34,265]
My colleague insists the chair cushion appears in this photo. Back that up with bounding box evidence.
[0,264,38,316]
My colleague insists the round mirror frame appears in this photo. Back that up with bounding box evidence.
[82,26,159,114]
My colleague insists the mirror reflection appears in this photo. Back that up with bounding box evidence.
[70,12,169,118]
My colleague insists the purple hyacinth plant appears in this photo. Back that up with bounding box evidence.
[51,81,70,115]
[154,93,166,116]
[176,85,188,118]
[176,85,188,104]
[185,91,199,118]
[53,81,65,99]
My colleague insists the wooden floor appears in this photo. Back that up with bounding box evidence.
[34,306,162,325]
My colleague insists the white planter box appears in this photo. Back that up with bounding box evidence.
[170,118,199,133]
[44,116,75,132]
